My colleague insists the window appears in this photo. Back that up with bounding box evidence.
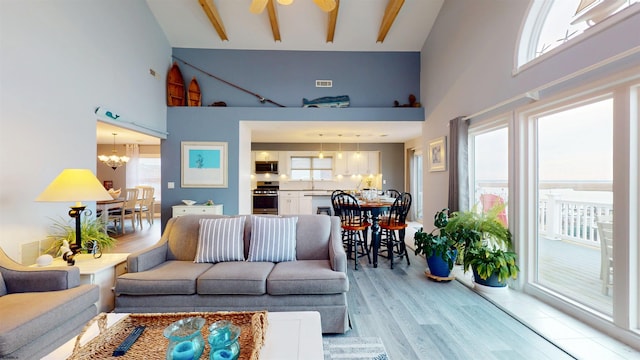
[410,149,423,222]
[516,0,638,70]
[290,156,333,181]
[137,156,161,201]
[469,122,509,225]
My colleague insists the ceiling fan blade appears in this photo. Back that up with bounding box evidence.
[249,0,269,14]
[313,0,336,12]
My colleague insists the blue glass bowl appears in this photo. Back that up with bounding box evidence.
[207,320,241,360]
[163,317,206,360]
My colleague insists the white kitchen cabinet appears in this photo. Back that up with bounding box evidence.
[334,154,348,175]
[335,151,380,176]
[278,152,289,176]
[279,191,299,215]
[254,151,279,162]
[363,151,380,175]
[172,204,224,217]
[299,194,313,214]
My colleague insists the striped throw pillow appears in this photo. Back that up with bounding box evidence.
[194,217,246,263]
[248,216,297,262]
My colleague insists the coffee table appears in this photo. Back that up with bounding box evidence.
[42,311,323,359]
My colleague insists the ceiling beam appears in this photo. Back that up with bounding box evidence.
[266,0,282,42]
[198,0,228,41]
[377,0,404,43]
[326,0,340,43]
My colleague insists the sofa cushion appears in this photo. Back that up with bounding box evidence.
[197,262,274,295]
[0,284,98,356]
[293,215,332,260]
[248,216,297,262]
[267,260,348,295]
[194,217,245,263]
[116,261,212,295]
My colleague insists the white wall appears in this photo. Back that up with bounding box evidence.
[419,0,640,225]
[0,0,170,261]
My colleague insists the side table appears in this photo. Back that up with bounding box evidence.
[34,253,129,312]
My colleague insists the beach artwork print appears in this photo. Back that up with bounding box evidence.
[181,142,228,187]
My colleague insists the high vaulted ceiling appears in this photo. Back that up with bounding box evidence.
[146,0,443,52]
[98,1,442,145]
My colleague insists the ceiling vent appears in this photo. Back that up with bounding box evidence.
[315,80,333,88]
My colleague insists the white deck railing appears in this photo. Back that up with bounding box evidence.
[539,196,612,246]
[476,182,613,248]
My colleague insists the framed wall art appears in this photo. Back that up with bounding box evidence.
[428,136,446,172]
[181,141,228,188]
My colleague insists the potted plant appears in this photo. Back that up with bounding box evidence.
[414,208,459,278]
[46,216,117,257]
[444,203,519,287]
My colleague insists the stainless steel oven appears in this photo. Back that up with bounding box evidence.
[252,181,279,215]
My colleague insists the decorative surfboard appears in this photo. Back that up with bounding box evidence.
[167,62,185,106]
[187,77,202,107]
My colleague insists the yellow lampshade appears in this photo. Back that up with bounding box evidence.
[277,0,294,5]
[36,169,112,205]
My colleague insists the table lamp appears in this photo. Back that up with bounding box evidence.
[36,169,112,264]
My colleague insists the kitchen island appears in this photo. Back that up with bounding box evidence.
[278,189,334,215]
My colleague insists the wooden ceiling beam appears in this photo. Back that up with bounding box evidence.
[377,0,404,43]
[198,0,228,41]
[326,0,340,43]
[266,0,282,42]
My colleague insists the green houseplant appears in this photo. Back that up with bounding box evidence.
[414,208,459,277]
[46,216,117,256]
[444,204,519,286]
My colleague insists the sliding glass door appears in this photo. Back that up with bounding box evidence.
[534,98,614,316]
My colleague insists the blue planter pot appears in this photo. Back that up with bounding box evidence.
[472,268,507,287]
[426,250,456,277]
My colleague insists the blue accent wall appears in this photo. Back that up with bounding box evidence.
[172,49,420,107]
[161,49,423,226]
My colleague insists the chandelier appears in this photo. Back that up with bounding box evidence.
[98,133,129,170]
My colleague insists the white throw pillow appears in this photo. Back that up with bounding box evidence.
[194,217,246,263]
[248,216,297,262]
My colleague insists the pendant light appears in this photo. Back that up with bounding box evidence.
[318,134,324,159]
[355,134,361,158]
[98,133,130,170]
[337,134,343,159]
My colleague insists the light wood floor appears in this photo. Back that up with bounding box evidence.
[110,220,575,360]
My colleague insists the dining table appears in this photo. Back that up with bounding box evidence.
[96,198,124,234]
[359,201,393,268]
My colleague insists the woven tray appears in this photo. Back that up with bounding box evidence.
[69,311,268,360]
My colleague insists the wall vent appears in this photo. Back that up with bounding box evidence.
[315,80,333,88]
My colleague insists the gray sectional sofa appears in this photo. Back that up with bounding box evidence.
[0,247,99,360]
[114,214,350,333]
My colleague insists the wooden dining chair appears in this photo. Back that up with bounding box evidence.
[109,188,139,234]
[330,190,344,217]
[384,189,401,199]
[335,192,371,270]
[135,186,155,229]
[379,192,412,269]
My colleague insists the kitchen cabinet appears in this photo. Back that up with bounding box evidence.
[254,151,279,162]
[299,194,313,214]
[279,191,299,215]
[363,151,380,175]
[334,151,380,176]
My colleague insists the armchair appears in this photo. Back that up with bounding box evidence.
[0,247,99,359]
